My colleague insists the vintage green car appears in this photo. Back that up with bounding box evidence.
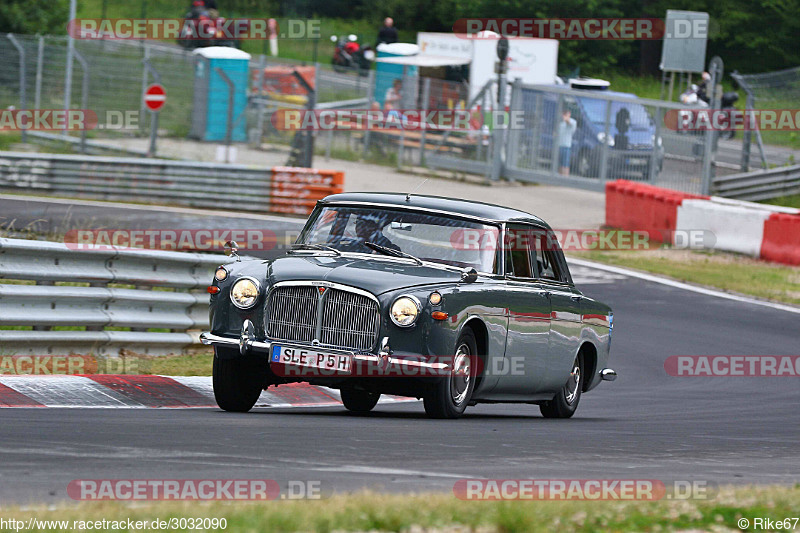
[201,193,616,419]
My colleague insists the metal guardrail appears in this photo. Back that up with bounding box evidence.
[712,164,800,201]
[0,237,226,356]
[0,151,274,212]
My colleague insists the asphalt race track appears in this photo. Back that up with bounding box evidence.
[1,196,799,503]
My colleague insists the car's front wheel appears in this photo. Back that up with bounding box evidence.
[212,347,265,412]
[540,352,584,418]
[340,387,380,413]
[423,329,477,419]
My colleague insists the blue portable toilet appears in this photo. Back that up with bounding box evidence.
[190,47,251,142]
[375,43,419,108]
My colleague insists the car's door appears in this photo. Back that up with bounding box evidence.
[533,234,584,392]
[496,224,552,396]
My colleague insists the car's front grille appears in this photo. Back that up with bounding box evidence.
[266,284,380,352]
[320,289,381,352]
[266,285,318,344]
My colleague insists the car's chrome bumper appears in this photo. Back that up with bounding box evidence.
[199,330,450,372]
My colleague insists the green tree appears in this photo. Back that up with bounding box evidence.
[0,0,69,35]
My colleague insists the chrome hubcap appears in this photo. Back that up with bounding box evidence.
[451,343,471,405]
[565,357,581,405]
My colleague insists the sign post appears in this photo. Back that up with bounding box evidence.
[143,81,166,157]
[490,37,509,182]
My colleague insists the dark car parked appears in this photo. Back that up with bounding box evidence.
[521,87,664,180]
[201,193,616,419]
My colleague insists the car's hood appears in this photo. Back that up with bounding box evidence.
[264,254,463,295]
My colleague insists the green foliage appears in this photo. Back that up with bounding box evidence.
[58,0,800,75]
[0,0,69,35]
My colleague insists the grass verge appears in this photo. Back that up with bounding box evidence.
[571,249,800,305]
[1,485,798,532]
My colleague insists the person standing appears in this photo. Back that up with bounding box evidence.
[377,17,398,46]
[558,109,577,176]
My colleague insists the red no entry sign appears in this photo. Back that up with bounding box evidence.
[144,84,166,112]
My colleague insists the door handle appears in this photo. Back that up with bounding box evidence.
[570,295,582,301]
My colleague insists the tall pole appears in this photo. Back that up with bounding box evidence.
[64,0,77,135]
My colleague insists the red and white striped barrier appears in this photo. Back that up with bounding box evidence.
[0,375,414,409]
[606,180,800,265]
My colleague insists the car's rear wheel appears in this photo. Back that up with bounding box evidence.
[540,352,584,418]
[340,387,380,413]
[212,347,265,412]
[423,329,477,419]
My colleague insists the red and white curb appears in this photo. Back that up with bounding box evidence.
[0,375,416,408]
[606,180,800,265]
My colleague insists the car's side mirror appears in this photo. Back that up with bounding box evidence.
[224,240,240,262]
[460,267,478,283]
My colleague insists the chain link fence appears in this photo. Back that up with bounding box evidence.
[731,66,800,170]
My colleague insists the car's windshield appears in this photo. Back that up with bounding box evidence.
[578,97,653,129]
[298,206,500,273]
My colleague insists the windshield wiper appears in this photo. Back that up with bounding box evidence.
[288,243,341,256]
[364,242,423,265]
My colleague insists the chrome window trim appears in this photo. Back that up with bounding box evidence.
[316,201,504,225]
[229,276,262,309]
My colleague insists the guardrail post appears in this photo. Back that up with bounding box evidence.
[701,56,723,196]
[505,78,523,174]
[7,34,27,143]
[549,94,564,176]
[143,59,162,158]
[214,67,235,164]
[73,49,90,154]
[362,69,375,159]
[598,100,612,183]
[35,36,44,111]
[419,77,431,167]
[490,73,507,181]
[140,44,150,136]
[648,105,663,183]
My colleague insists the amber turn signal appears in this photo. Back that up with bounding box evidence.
[207,286,220,294]
[431,311,449,320]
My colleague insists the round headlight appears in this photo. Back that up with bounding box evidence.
[391,295,420,327]
[429,291,442,305]
[230,277,260,309]
[214,267,228,281]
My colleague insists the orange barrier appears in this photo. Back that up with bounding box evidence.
[270,167,344,215]
[606,180,709,243]
[760,213,800,265]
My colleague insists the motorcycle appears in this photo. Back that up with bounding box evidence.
[331,34,375,76]
[679,84,740,140]
[178,4,245,49]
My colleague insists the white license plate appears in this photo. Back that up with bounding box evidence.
[270,344,352,373]
[627,158,647,165]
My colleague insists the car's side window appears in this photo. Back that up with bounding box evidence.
[533,234,563,282]
[505,226,535,279]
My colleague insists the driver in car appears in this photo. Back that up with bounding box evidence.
[355,214,401,252]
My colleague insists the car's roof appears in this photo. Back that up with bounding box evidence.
[319,192,550,227]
